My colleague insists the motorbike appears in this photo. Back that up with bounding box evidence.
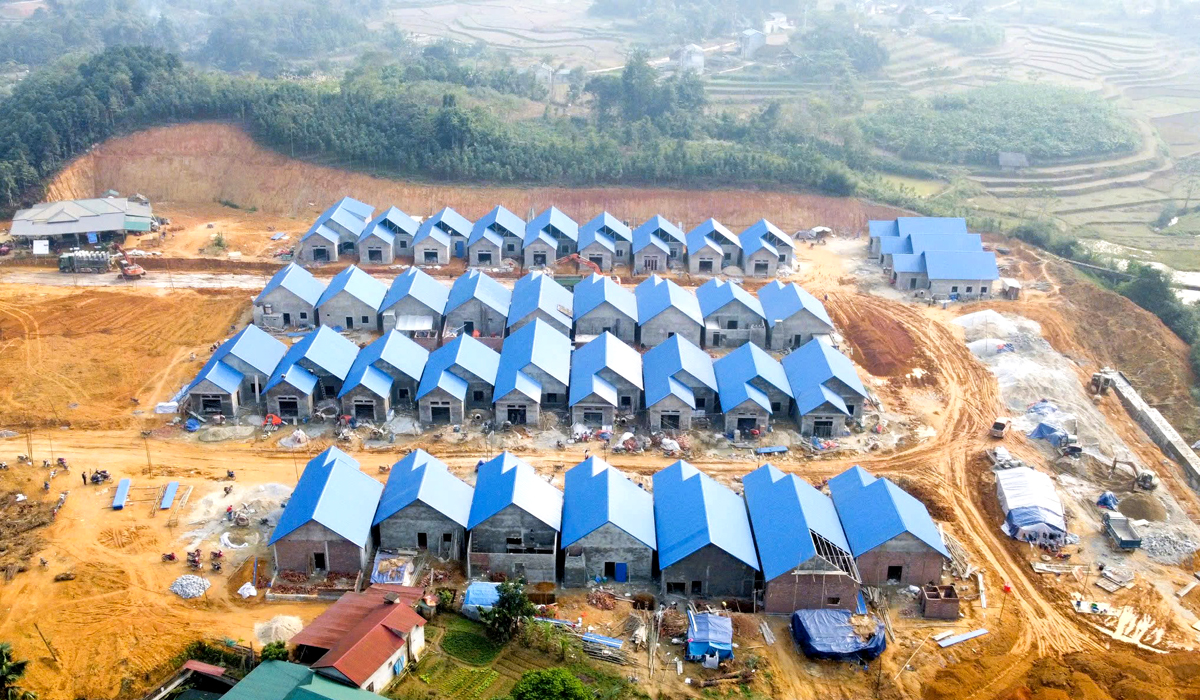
[210,550,224,560]
[161,553,177,562]
[211,561,222,573]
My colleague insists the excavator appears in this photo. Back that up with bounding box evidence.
[555,253,604,276]
[113,243,146,280]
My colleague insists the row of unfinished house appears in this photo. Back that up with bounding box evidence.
[252,264,833,349]
[183,310,868,437]
[294,197,799,276]
[867,217,1001,300]
[269,447,950,613]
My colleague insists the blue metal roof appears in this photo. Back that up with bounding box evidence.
[468,452,562,531]
[685,219,740,255]
[470,205,525,245]
[896,216,967,238]
[255,263,326,307]
[632,215,684,244]
[414,207,473,247]
[652,461,759,571]
[632,223,670,255]
[360,206,419,244]
[743,464,852,581]
[268,447,382,548]
[713,343,792,412]
[446,270,511,317]
[508,271,573,329]
[189,358,244,394]
[301,198,373,243]
[878,236,914,256]
[316,264,387,310]
[643,334,716,408]
[908,233,982,254]
[782,338,867,415]
[372,449,473,528]
[337,330,429,399]
[495,319,571,401]
[741,218,793,249]
[756,280,833,329]
[416,334,500,400]
[891,252,925,274]
[577,222,616,254]
[569,332,642,406]
[696,278,764,319]
[413,219,450,248]
[380,267,449,315]
[213,324,288,377]
[635,275,702,325]
[562,457,655,549]
[264,326,359,392]
[868,220,899,239]
[580,212,632,243]
[267,362,318,395]
[526,206,578,245]
[572,273,637,322]
[925,251,999,281]
[827,466,949,558]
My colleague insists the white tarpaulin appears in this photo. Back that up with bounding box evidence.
[995,467,1067,542]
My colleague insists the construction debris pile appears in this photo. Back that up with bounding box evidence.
[169,574,211,599]
[587,590,616,610]
[1139,528,1199,564]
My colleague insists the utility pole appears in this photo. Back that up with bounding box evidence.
[142,432,153,476]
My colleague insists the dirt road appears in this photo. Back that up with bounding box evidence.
[0,269,269,290]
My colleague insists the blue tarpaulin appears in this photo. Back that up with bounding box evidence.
[686,612,733,661]
[87,232,98,244]
[790,610,886,662]
[462,582,501,621]
[1027,400,1059,417]
[1096,491,1119,509]
[756,445,788,455]
[112,478,131,510]
[159,482,179,509]
[1027,422,1068,447]
[184,418,200,432]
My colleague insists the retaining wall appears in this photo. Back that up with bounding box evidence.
[1112,372,1200,490]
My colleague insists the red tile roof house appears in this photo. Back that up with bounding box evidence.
[290,584,427,693]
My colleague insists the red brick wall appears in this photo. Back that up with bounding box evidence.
[763,573,860,613]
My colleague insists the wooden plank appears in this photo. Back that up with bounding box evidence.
[1177,581,1198,598]
[977,572,987,609]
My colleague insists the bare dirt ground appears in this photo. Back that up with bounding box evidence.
[0,283,251,429]
[42,122,903,260]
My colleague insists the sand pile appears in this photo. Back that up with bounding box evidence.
[255,615,303,645]
[1117,492,1166,521]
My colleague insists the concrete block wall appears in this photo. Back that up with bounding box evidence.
[562,523,653,587]
[1112,372,1200,489]
[377,501,466,560]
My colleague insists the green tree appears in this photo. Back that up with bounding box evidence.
[479,580,536,643]
[260,641,288,662]
[0,643,36,700]
[1119,263,1198,344]
[509,668,588,700]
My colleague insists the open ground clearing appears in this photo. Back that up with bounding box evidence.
[1,227,1199,699]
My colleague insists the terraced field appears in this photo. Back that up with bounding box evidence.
[867,23,1200,268]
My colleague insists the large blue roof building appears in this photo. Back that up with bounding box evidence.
[561,457,656,586]
[467,452,563,583]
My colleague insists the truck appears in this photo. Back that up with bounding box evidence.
[989,417,1011,439]
[58,251,111,273]
[1103,512,1142,551]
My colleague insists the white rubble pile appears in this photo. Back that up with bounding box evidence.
[1139,527,1199,564]
[170,574,211,599]
[238,582,258,598]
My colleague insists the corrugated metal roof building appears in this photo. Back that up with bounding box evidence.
[11,197,153,241]
[685,218,742,274]
[415,333,500,424]
[653,460,759,598]
[220,660,382,700]
[269,447,383,575]
[635,275,703,347]
[695,278,766,349]
[739,218,794,277]
[579,212,632,269]
[444,270,511,340]
[379,267,448,340]
[568,332,643,427]
[337,330,429,420]
[359,206,419,265]
[756,280,833,350]
[374,450,473,559]
[827,466,949,586]
[254,263,326,330]
[316,264,388,332]
[642,334,717,431]
[493,319,572,425]
[263,326,360,419]
[561,457,656,586]
[743,464,860,613]
[713,342,792,434]
[782,338,868,437]
[467,452,563,583]
[507,271,573,336]
[572,273,638,345]
[298,197,374,264]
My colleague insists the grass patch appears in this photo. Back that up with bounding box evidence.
[442,630,504,665]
